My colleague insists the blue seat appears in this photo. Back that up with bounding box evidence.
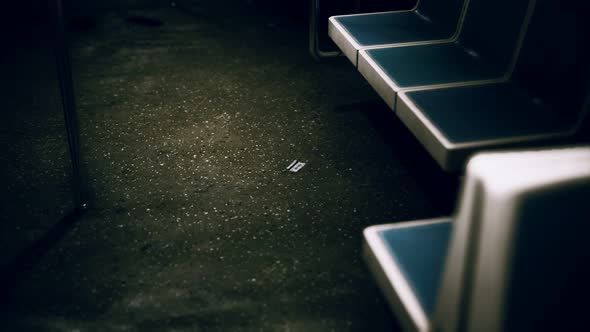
[364,218,452,331]
[395,1,590,171]
[329,0,466,65]
[358,0,534,109]
[364,147,590,332]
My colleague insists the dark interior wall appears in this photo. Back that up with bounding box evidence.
[1,0,417,21]
[64,0,164,12]
[1,1,50,33]
[0,0,75,268]
[61,0,416,21]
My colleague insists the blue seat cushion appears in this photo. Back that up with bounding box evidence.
[365,43,504,88]
[404,83,579,144]
[378,220,452,315]
[334,11,454,46]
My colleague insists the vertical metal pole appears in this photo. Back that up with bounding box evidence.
[53,0,87,210]
[309,0,341,60]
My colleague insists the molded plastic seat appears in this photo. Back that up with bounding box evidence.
[364,218,452,331]
[358,0,534,109]
[329,0,466,65]
[364,147,590,332]
[397,84,586,170]
[395,1,590,171]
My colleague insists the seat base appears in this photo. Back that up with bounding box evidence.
[396,83,579,171]
[358,43,505,110]
[329,11,456,66]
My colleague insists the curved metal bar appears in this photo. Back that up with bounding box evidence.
[309,0,342,60]
[53,0,88,210]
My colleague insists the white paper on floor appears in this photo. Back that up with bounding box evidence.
[286,160,306,173]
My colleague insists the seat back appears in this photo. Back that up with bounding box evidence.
[434,147,590,332]
[430,153,491,332]
[457,0,534,74]
[497,178,590,331]
[511,1,590,120]
[415,0,466,35]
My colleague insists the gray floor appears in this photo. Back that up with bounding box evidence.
[1,1,455,331]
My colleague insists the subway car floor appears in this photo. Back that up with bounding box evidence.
[1,1,457,331]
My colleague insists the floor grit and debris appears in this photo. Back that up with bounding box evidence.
[1,1,453,331]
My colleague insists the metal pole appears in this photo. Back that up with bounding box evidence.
[309,0,341,60]
[53,0,87,210]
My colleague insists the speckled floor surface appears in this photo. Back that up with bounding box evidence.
[1,1,456,331]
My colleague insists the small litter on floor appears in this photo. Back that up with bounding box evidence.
[286,160,306,173]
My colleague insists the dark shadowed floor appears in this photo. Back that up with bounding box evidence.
[0,1,457,331]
